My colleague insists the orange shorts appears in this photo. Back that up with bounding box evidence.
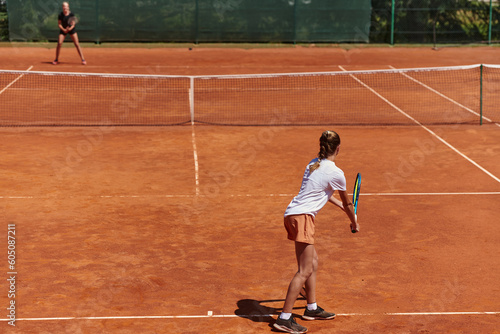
[284,214,315,244]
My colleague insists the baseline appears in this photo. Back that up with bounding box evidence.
[1,192,499,200]
[1,311,499,322]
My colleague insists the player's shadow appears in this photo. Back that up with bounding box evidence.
[235,296,306,331]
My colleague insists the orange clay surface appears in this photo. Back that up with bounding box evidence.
[1,46,500,333]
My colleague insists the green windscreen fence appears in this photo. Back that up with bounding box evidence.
[6,0,372,43]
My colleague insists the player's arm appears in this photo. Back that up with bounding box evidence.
[338,190,359,233]
[58,19,69,34]
[328,194,344,210]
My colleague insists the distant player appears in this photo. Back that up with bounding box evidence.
[274,130,359,334]
[52,2,86,65]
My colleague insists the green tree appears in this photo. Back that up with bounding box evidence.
[370,0,495,43]
[0,0,8,41]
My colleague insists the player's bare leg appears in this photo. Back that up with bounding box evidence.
[274,242,314,334]
[70,33,86,64]
[282,242,316,313]
[304,247,318,305]
[53,34,65,64]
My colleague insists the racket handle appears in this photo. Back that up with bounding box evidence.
[352,214,358,233]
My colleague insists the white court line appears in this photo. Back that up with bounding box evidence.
[0,65,33,95]
[189,76,200,196]
[1,192,500,200]
[1,311,499,322]
[338,65,500,184]
[219,192,500,197]
[360,192,500,196]
[388,65,500,128]
[0,194,194,199]
[191,124,200,196]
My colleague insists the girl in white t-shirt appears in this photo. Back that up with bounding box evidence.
[274,130,359,334]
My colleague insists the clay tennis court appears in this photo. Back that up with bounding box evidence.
[1,45,499,333]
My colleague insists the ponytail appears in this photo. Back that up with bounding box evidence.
[309,159,321,173]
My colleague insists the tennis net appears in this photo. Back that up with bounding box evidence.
[0,65,498,126]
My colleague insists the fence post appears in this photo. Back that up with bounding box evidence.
[390,0,395,45]
[488,0,493,45]
[293,0,297,44]
[95,0,100,44]
[195,0,199,44]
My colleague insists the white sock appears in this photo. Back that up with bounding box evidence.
[279,312,292,320]
[307,302,317,311]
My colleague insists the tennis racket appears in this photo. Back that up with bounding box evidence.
[351,173,361,233]
[68,16,79,27]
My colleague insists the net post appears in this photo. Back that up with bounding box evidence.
[488,0,493,45]
[189,77,195,125]
[390,0,395,45]
[480,64,484,125]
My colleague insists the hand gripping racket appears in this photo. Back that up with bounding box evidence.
[351,173,361,233]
